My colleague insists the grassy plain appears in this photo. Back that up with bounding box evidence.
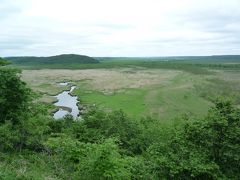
[19,57,240,121]
[18,57,240,121]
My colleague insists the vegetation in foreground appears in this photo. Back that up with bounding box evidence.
[1,61,240,179]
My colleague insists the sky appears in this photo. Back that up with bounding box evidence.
[0,0,240,57]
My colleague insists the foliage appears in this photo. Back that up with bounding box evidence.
[0,69,32,124]
[182,99,240,178]
[0,121,18,151]
[146,98,240,179]
[0,57,11,66]
[45,136,131,179]
[71,109,145,155]
[0,69,50,152]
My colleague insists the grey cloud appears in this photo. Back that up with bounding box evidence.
[177,7,240,34]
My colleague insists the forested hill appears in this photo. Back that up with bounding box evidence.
[6,54,99,65]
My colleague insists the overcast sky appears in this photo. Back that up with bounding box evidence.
[1,0,240,57]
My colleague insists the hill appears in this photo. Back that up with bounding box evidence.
[6,54,99,66]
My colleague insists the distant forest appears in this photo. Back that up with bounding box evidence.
[6,54,99,65]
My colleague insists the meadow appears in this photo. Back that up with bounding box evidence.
[20,57,240,122]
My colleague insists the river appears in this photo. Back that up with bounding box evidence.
[53,82,80,119]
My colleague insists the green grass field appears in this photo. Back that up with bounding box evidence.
[73,71,212,122]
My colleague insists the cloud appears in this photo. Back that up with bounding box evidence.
[0,0,239,56]
[0,0,22,19]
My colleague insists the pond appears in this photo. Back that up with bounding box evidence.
[53,82,80,119]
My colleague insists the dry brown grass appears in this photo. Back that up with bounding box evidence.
[21,68,180,104]
[22,68,179,92]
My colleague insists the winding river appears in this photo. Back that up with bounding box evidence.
[53,83,80,119]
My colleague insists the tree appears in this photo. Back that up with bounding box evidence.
[74,109,144,155]
[0,57,10,66]
[146,99,240,179]
[181,99,240,178]
[0,68,50,151]
[45,136,131,179]
[147,131,221,179]
[0,69,32,124]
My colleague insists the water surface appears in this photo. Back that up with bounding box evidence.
[53,84,79,119]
